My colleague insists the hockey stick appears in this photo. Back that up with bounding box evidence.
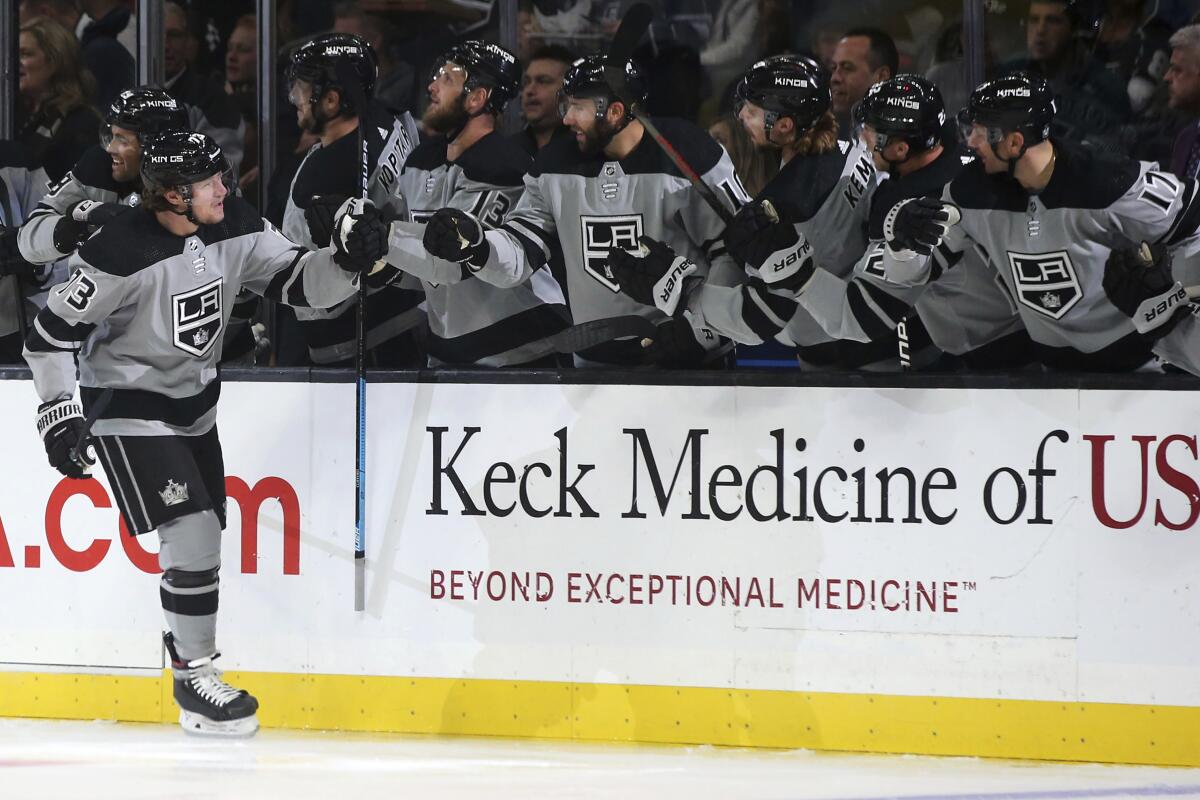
[547,314,659,354]
[336,62,370,612]
[604,4,734,225]
[68,386,113,471]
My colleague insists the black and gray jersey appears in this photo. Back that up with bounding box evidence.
[883,138,1200,370]
[799,147,1030,361]
[469,117,751,363]
[19,145,141,266]
[24,197,359,436]
[282,104,424,365]
[381,132,569,367]
[0,144,49,338]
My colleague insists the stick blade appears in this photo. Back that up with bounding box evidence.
[604,3,653,105]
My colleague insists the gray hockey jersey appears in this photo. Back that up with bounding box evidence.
[469,117,750,364]
[380,132,569,366]
[19,144,140,266]
[883,138,1200,370]
[282,104,424,365]
[0,146,49,339]
[24,197,360,436]
[797,147,1032,364]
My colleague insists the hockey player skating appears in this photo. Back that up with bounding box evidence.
[284,33,424,367]
[885,71,1200,372]
[664,55,927,370]
[791,75,1036,370]
[315,41,570,366]
[19,87,187,268]
[24,132,388,736]
[420,54,746,367]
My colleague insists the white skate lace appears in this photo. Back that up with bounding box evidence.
[186,658,243,707]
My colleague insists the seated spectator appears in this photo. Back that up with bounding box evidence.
[79,0,135,109]
[1004,0,1131,149]
[163,0,246,175]
[333,1,417,114]
[829,27,897,138]
[17,0,76,30]
[708,112,778,198]
[700,0,761,99]
[224,14,256,99]
[516,44,575,155]
[1166,24,1200,178]
[16,17,101,183]
[1092,0,1172,115]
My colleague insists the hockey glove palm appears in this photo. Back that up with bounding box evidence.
[605,236,700,317]
[883,196,960,258]
[332,198,390,274]
[0,226,36,279]
[1103,241,1188,335]
[304,194,350,248]
[51,200,126,255]
[422,208,489,268]
[36,399,94,479]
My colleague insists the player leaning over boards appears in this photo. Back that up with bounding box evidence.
[791,74,1037,370]
[311,41,571,367]
[24,132,387,736]
[420,55,747,368]
[884,71,1200,373]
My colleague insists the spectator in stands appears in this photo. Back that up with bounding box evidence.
[1166,24,1200,178]
[516,44,574,155]
[163,0,246,175]
[224,14,256,99]
[1092,0,1172,115]
[700,0,761,98]
[829,28,897,137]
[333,1,416,114]
[708,112,778,197]
[16,17,101,183]
[1006,0,1130,149]
[17,0,77,30]
[78,0,135,110]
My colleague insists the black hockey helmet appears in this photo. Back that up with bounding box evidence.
[141,132,233,217]
[102,87,188,146]
[558,55,647,121]
[287,33,378,115]
[957,71,1055,149]
[855,74,945,156]
[435,40,521,115]
[733,55,830,138]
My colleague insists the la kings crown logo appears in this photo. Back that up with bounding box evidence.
[580,214,644,292]
[1006,250,1082,319]
[173,278,223,357]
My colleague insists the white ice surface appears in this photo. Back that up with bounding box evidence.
[0,718,1198,800]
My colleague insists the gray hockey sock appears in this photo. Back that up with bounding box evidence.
[157,509,222,671]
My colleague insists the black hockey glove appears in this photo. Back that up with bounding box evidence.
[723,199,779,265]
[331,198,390,274]
[883,196,960,258]
[640,317,722,368]
[605,236,700,317]
[304,194,349,247]
[422,207,489,268]
[51,200,126,255]
[1103,241,1189,335]
[36,399,95,479]
[0,226,37,279]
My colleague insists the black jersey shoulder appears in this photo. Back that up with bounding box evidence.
[454,132,531,187]
[69,144,138,198]
[621,117,724,178]
[199,196,265,244]
[868,147,963,238]
[529,129,604,178]
[290,113,395,209]
[1038,138,1141,210]
[404,137,448,173]
[948,158,1029,212]
[77,208,183,276]
[757,144,851,223]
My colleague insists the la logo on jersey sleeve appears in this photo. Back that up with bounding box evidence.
[1006,250,1081,319]
[580,214,644,292]
[173,278,223,357]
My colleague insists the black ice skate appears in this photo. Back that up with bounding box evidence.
[163,632,260,737]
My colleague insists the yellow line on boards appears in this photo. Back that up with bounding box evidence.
[0,671,1195,767]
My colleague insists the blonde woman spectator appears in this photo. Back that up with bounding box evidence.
[709,112,778,197]
[16,17,102,182]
